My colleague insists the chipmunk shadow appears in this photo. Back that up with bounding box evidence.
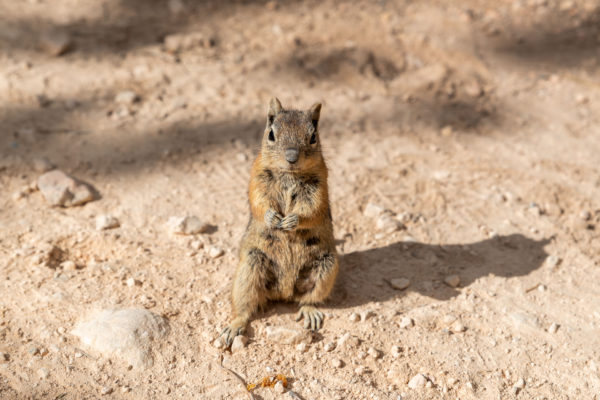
[328,234,550,307]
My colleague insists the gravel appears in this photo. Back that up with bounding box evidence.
[390,278,411,290]
[266,326,312,345]
[96,215,120,230]
[231,335,248,352]
[37,170,96,207]
[399,317,413,328]
[408,373,428,389]
[444,275,460,288]
[331,358,344,368]
[167,216,210,235]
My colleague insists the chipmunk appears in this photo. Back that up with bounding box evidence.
[221,98,339,347]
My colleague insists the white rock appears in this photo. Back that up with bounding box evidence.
[408,373,428,389]
[390,278,410,290]
[444,274,460,287]
[514,378,525,389]
[100,386,113,395]
[72,309,169,368]
[37,367,50,379]
[167,216,210,235]
[32,157,55,173]
[399,317,413,328]
[212,336,225,349]
[266,326,311,345]
[548,322,559,334]
[231,335,248,352]
[274,380,286,393]
[295,342,308,352]
[209,246,224,258]
[510,312,540,329]
[331,358,344,368]
[38,170,96,207]
[126,278,136,287]
[376,214,402,232]
[355,366,367,375]
[364,203,385,218]
[450,321,466,333]
[349,312,360,322]
[390,345,402,357]
[324,342,336,352]
[61,260,77,271]
[546,255,561,269]
[367,347,381,359]
[360,310,375,321]
[337,332,360,349]
[115,90,139,105]
[96,215,120,230]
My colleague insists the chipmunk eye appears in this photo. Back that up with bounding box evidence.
[268,129,275,142]
[309,132,317,144]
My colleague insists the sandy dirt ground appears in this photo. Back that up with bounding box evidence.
[1,0,600,399]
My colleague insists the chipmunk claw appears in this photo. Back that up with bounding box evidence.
[296,305,324,331]
[265,209,283,228]
[221,319,246,348]
[278,214,299,231]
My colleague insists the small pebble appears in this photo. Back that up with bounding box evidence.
[349,312,360,322]
[115,90,139,105]
[32,157,55,173]
[364,203,385,218]
[575,93,589,105]
[514,378,525,390]
[331,358,344,368]
[546,255,561,269]
[367,347,381,359]
[100,386,113,395]
[190,240,204,251]
[61,260,77,271]
[354,366,367,375]
[324,342,336,352]
[440,126,453,137]
[548,322,559,334]
[444,275,460,288]
[399,317,413,328]
[40,31,72,56]
[295,342,308,352]
[231,335,248,352]
[390,278,410,290]
[360,310,375,321]
[450,321,466,333]
[337,332,360,349]
[408,373,428,389]
[96,215,120,230]
[390,345,401,357]
[37,367,50,379]
[0,352,8,361]
[274,380,286,393]
[28,347,39,356]
[209,247,224,258]
[580,211,591,221]
[212,337,225,349]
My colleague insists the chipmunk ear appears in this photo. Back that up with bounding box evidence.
[268,97,283,124]
[309,102,322,130]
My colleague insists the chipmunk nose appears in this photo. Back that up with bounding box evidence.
[285,148,299,164]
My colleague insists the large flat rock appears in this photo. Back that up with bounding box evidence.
[72,309,169,368]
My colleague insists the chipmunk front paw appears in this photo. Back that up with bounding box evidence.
[221,318,247,348]
[265,208,283,228]
[295,305,324,330]
[278,214,299,231]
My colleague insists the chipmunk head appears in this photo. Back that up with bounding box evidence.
[261,97,323,172]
